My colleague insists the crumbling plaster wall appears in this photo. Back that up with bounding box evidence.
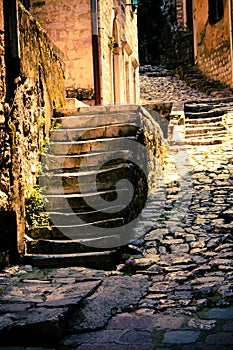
[0,2,65,262]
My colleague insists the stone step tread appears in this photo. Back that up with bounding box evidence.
[40,162,133,179]
[185,100,233,112]
[75,104,140,115]
[43,190,130,211]
[185,109,230,119]
[50,217,124,229]
[41,171,133,193]
[27,209,125,239]
[185,126,225,133]
[43,150,132,170]
[48,136,137,155]
[52,111,140,129]
[185,121,224,128]
[185,138,224,145]
[26,236,122,254]
[52,121,138,131]
[41,162,132,177]
[185,116,223,124]
[185,130,226,138]
[50,136,136,145]
[51,124,139,141]
[44,188,129,199]
[24,250,119,269]
[45,204,125,216]
[185,132,227,139]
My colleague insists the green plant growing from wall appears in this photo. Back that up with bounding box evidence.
[25,185,49,227]
[39,135,50,156]
[108,36,116,50]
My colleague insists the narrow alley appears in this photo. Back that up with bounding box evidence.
[0,68,233,350]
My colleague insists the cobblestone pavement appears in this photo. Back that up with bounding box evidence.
[140,74,209,102]
[0,67,233,349]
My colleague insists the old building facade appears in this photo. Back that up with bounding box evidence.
[29,0,140,105]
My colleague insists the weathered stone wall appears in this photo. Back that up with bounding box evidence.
[193,0,233,86]
[29,0,94,91]
[29,0,140,105]
[0,0,7,217]
[0,0,5,103]
[0,2,65,263]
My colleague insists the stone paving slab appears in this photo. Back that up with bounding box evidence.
[0,266,104,347]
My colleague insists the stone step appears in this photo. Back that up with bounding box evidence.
[47,205,125,226]
[24,250,119,269]
[43,150,132,171]
[52,111,140,129]
[185,108,229,119]
[49,217,125,236]
[28,207,126,236]
[51,215,124,230]
[185,136,225,146]
[26,236,122,254]
[48,136,136,155]
[185,117,223,125]
[185,124,226,134]
[43,189,131,211]
[50,124,139,141]
[40,163,134,194]
[185,129,226,139]
[185,99,233,112]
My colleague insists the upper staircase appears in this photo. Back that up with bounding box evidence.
[184,99,233,145]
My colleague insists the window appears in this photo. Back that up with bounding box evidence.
[209,0,224,24]
[21,0,30,10]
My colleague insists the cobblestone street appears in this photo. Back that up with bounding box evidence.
[0,68,233,349]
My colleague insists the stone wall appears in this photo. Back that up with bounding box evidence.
[0,2,65,265]
[29,0,94,92]
[29,0,140,105]
[193,0,233,86]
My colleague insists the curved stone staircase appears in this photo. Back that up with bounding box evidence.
[24,105,166,269]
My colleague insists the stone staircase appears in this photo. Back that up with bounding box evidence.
[24,105,166,269]
[174,65,233,98]
[184,99,233,145]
